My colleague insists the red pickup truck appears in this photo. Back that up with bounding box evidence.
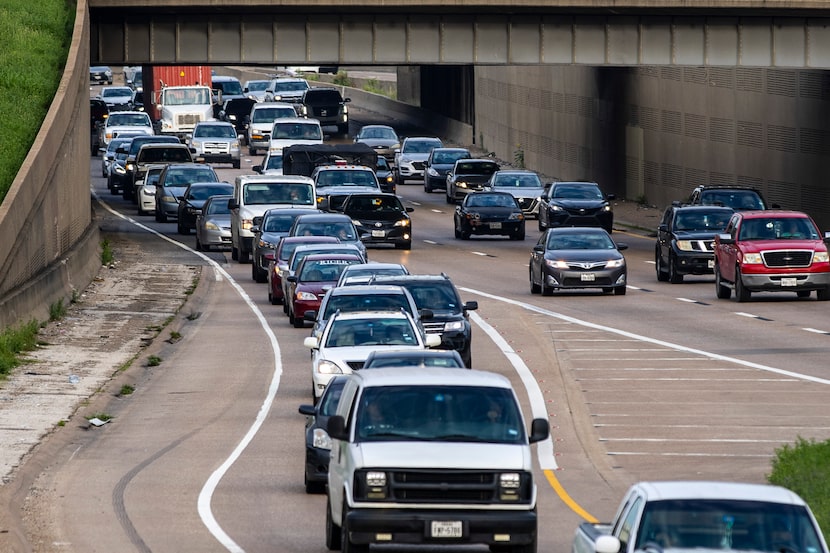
[713,210,830,301]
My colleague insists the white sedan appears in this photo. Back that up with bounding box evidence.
[304,310,441,401]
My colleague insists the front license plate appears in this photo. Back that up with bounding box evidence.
[371,230,386,238]
[781,277,797,287]
[581,273,596,282]
[431,521,463,539]
[489,222,502,229]
[707,259,715,269]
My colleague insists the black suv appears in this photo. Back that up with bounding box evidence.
[299,87,350,135]
[116,135,182,201]
[537,181,615,233]
[369,274,477,367]
[655,203,734,283]
[90,98,109,156]
[687,185,775,210]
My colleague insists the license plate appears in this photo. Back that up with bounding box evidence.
[371,230,386,238]
[781,277,797,287]
[581,273,596,282]
[431,521,462,538]
[489,222,502,229]
[707,259,714,268]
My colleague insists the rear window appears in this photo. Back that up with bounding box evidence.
[305,90,343,104]
[323,293,411,318]
[139,148,192,163]
[455,162,498,175]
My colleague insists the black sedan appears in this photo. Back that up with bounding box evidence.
[338,193,413,250]
[529,227,628,295]
[537,181,615,233]
[655,204,733,283]
[453,191,525,240]
[297,375,348,493]
[175,182,234,235]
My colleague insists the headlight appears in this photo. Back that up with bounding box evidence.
[363,471,388,499]
[457,181,469,189]
[242,219,253,230]
[296,291,317,300]
[259,240,278,249]
[205,221,220,230]
[814,251,830,263]
[113,165,126,175]
[228,114,237,121]
[191,140,202,149]
[394,219,410,227]
[551,204,564,212]
[605,258,625,269]
[125,162,135,171]
[231,141,240,149]
[311,428,332,450]
[161,195,176,203]
[742,253,763,264]
[499,472,521,501]
[546,259,570,269]
[352,219,363,227]
[507,212,524,221]
[444,321,464,332]
[602,204,612,212]
[676,240,694,251]
[316,360,343,375]
[426,167,439,176]
[142,185,155,195]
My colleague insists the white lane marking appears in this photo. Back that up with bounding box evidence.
[430,209,443,213]
[735,311,761,318]
[608,452,771,458]
[468,311,558,471]
[423,240,438,245]
[94,193,280,553]
[459,286,830,385]
[676,297,698,303]
[803,327,830,334]
[471,251,488,256]
[601,438,785,443]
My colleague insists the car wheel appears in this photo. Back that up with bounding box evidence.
[137,206,145,216]
[231,246,239,261]
[714,265,731,299]
[541,280,554,296]
[255,265,267,283]
[155,210,162,223]
[459,227,470,240]
[454,223,461,239]
[269,290,280,305]
[325,499,342,551]
[304,470,324,494]
[530,267,541,294]
[293,311,305,328]
[177,221,189,235]
[232,160,241,169]
[797,290,811,298]
[249,147,257,156]
[195,237,202,251]
[446,189,454,204]
[511,229,525,241]
[818,287,830,301]
[668,254,683,284]
[395,241,411,250]
[239,249,250,263]
[158,210,168,223]
[655,249,669,282]
[424,180,432,193]
[735,267,751,302]
[614,285,627,295]
[337,123,349,136]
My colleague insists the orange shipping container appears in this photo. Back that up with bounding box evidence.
[142,65,212,120]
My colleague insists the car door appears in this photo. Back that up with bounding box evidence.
[715,214,742,282]
[656,207,673,265]
[530,233,546,283]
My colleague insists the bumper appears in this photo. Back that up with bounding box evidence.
[201,228,232,248]
[740,271,830,292]
[345,507,537,547]
[357,228,410,246]
[159,201,180,219]
[425,173,448,189]
[398,163,424,179]
[304,446,330,485]
[462,221,524,237]
[199,152,239,164]
[544,268,626,290]
[673,250,716,275]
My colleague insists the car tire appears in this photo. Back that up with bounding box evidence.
[233,160,240,169]
[337,123,349,136]
[668,254,683,284]
[177,222,189,235]
[511,229,525,241]
[239,249,250,263]
[254,265,267,283]
[530,268,541,294]
[158,210,168,223]
[269,290,281,305]
[538,217,546,232]
[249,147,257,156]
[714,265,731,299]
[292,311,305,328]
[797,290,811,298]
[424,180,432,193]
[459,228,470,240]
[614,285,627,295]
[818,287,830,301]
[325,499,342,551]
[655,250,669,282]
[395,241,412,250]
[231,246,239,261]
[541,280,554,296]
[304,471,324,494]
[195,237,202,251]
[446,189,454,204]
[735,267,751,302]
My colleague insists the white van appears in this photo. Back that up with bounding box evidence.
[229,174,316,262]
[269,117,323,154]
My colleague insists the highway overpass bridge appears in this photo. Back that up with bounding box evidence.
[90,0,830,68]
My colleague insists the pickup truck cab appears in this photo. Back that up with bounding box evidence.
[228,174,316,263]
[713,210,830,301]
[325,368,549,553]
[573,480,828,553]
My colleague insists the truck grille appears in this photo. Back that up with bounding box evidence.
[422,321,444,334]
[762,250,813,268]
[177,113,202,126]
[203,142,230,154]
[374,469,530,504]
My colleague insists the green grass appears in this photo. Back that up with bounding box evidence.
[0,319,41,378]
[101,239,114,265]
[0,0,73,201]
[768,437,830,541]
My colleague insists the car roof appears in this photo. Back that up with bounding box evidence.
[351,368,511,389]
[327,284,409,296]
[736,210,810,220]
[553,181,600,186]
[273,117,321,125]
[670,205,734,213]
[633,481,807,505]
[545,226,610,235]
[212,75,239,81]
[236,174,314,184]
[195,120,234,126]
[300,253,362,263]
[280,236,339,245]
[139,143,191,150]
[294,213,353,222]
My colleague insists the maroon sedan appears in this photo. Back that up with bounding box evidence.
[268,236,338,306]
[285,253,363,327]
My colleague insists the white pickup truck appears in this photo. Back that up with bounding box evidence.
[573,480,827,553]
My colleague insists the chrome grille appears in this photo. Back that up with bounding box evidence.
[762,250,813,268]
[422,321,444,334]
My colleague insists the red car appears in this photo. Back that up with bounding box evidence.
[285,253,363,327]
[267,236,338,306]
[713,210,830,301]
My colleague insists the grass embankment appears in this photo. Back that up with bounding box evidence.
[0,320,41,379]
[0,0,73,201]
[769,438,830,539]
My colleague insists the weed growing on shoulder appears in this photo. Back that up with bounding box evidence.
[146,355,162,367]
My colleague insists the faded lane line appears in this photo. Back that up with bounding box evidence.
[95,192,279,553]
[468,311,598,524]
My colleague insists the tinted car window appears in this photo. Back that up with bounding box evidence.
[305,90,343,104]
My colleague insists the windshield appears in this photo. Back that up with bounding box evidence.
[273,81,309,93]
[493,173,542,188]
[738,217,819,241]
[466,194,516,208]
[316,171,378,189]
[246,81,270,92]
[263,212,304,233]
[162,87,211,106]
[433,150,469,164]
[102,87,132,98]
[188,184,232,200]
[455,161,498,176]
[359,127,397,140]
[674,210,733,231]
[293,222,357,241]
[355,386,524,443]
[323,293,411,318]
[205,198,231,215]
[324,318,418,347]
[265,155,284,171]
[162,168,217,185]
[403,283,460,312]
[546,231,615,250]
[252,107,295,123]
[366,355,463,369]
[215,80,243,95]
[552,184,603,200]
[194,125,236,138]
[702,190,765,210]
[344,195,404,213]
[299,258,357,282]
[272,123,322,140]
[243,183,314,205]
[108,113,150,126]
[403,139,442,153]
[635,499,823,553]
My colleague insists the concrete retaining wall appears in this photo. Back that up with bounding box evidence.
[0,0,99,329]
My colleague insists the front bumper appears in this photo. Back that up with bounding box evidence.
[740,271,830,292]
[673,248,716,275]
[544,267,626,290]
[461,220,524,237]
[304,445,330,485]
[344,507,537,547]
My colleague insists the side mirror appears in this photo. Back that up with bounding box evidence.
[595,535,622,553]
[298,404,316,416]
[251,226,260,234]
[405,207,414,213]
[529,418,550,443]
[533,245,544,252]
[343,98,351,103]
[252,216,263,227]
[464,301,478,311]
[425,334,443,348]
[303,336,319,349]
[717,233,734,245]
[304,310,318,322]
[615,242,629,251]
[418,308,433,320]
[606,193,617,200]
[228,198,239,210]
[327,415,348,441]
